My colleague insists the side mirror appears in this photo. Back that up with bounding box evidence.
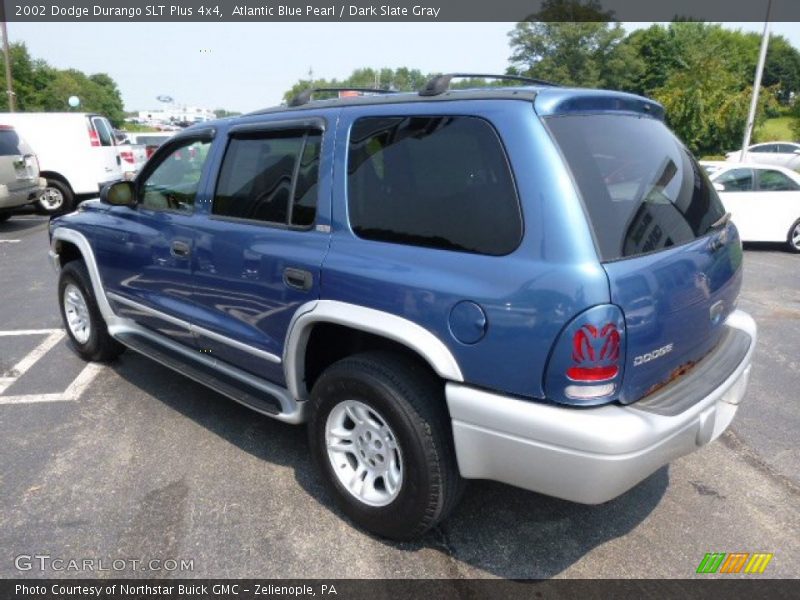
[713,183,725,192]
[101,181,136,207]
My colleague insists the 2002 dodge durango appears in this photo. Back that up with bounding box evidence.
[48,74,756,540]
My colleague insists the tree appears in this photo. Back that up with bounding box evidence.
[283,67,431,103]
[507,0,642,90]
[0,41,126,125]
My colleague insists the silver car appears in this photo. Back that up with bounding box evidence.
[0,125,46,223]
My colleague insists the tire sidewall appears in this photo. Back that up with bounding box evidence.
[39,180,74,216]
[310,366,441,537]
[788,219,800,253]
[58,264,105,359]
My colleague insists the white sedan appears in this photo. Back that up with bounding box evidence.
[706,163,800,252]
[725,142,800,171]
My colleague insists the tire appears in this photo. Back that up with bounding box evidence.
[0,212,10,223]
[38,179,74,216]
[788,219,800,253]
[58,261,125,362]
[308,351,464,540]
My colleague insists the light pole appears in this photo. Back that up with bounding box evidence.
[1,20,15,112]
[739,0,773,162]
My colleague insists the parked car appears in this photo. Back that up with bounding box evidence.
[707,162,800,252]
[125,132,174,159]
[0,112,122,215]
[0,125,46,222]
[48,75,756,540]
[116,142,148,178]
[725,141,800,170]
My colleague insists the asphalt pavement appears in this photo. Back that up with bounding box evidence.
[0,216,798,579]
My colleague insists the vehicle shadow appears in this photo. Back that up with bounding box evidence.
[111,353,667,579]
[0,215,48,235]
[742,241,793,253]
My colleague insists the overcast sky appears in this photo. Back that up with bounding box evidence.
[7,21,800,113]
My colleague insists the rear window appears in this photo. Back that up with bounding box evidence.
[546,114,725,261]
[347,116,522,255]
[0,130,26,156]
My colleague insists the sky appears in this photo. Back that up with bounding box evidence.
[7,21,800,114]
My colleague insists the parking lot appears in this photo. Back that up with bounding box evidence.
[0,215,798,579]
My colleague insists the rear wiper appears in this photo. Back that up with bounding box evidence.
[708,212,731,232]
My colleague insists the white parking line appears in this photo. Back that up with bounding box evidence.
[0,239,21,243]
[0,363,103,405]
[0,328,102,405]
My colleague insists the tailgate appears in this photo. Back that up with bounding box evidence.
[545,110,742,405]
[604,227,742,403]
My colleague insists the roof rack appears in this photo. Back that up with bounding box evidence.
[288,87,399,108]
[419,73,559,97]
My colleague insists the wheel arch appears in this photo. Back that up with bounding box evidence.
[51,228,114,320]
[284,300,463,401]
[39,171,73,192]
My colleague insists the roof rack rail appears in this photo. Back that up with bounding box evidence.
[419,73,559,97]
[288,87,399,107]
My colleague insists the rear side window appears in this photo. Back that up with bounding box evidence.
[546,114,726,261]
[213,130,321,227]
[0,129,26,156]
[347,116,522,255]
[758,169,800,191]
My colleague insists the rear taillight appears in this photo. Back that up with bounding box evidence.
[120,150,135,164]
[87,121,101,147]
[544,305,626,406]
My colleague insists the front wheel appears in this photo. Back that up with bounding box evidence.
[788,219,800,253]
[38,179,74,216]
[308,351,464,540]
[58,261,125,362]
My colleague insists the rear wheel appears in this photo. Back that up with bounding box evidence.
[38,179,74,216]
[308,351,464,540]
[58,261,125,362]
[788,219,800,253]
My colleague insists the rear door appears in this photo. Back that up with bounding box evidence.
[754,168,800,241]
[546,113,742,404]
[0,127,38,198]
[187,118,332,385]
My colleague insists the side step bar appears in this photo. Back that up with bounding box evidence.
[109,322,308,424]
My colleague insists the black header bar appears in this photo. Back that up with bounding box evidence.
[2,0,800,22]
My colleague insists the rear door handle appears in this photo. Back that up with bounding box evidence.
[171,240,191,258]
[283,267,313,291]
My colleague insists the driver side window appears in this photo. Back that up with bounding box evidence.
[141,139,211,212]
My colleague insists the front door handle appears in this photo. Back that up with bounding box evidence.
[171,240,191,258]
[283,267,313,291]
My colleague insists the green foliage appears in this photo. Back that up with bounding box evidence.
[283,67,432,103]
[508,0,643,89]
[0,42,126,126]
[755,117,796,142]
[214,108,242,119]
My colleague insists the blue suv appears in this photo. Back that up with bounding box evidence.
[48,74,756,540]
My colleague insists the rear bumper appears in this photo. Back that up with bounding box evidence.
[0,178,46,210]
[446,309,756,504]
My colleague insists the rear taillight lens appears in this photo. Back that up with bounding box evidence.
[120,150,135,164]
[87,121,101,147]
[544,305,626,406]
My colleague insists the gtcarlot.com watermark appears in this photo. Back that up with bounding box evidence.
[14,554,194,573]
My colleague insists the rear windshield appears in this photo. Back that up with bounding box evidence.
[0,130,27,156]
[546,114,725,261]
